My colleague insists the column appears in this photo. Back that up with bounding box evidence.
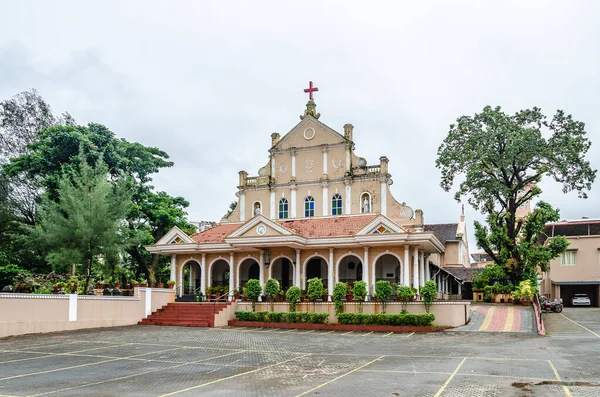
[239,193,245,221]
[328,248,334,300]
[380,178,387,216]
[201,253,206,296]
[412,247,419,292]
[229,253,235,300]
[270,154,275,176]
[322,148,328,175]
[295,249,301,288]
[424,254,430,282]
[458,283,462,295]
[403,245,410,286]
[344,181,352,214]
[291,151,296,178]
[179,264,184,297]
[170,254,177,282]
[291,185,297,218]
[269,190,275,219]
[189,264,193,292]
[419,251,425,287]
[322,182,329,216]
[363,247,370,301]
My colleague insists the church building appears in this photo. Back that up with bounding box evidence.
[146,82,470,300]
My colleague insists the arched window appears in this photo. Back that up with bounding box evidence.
[304,196,315,217]
[331,194,343,215]
[278,198,289,219]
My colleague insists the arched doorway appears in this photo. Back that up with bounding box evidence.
[271,257,293,290]
[238,258,260,289]
[211,259,230,287]
[337,255,363,285]
[182,260,201,295]
[305,256,328,288]
[375,254,401,287]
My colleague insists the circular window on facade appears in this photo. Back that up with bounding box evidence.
[303,127,316,140]
[256,225,267,235]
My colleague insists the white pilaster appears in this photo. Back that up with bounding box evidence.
[291,151,296,178]
[291,185,297,218]
[189,263,193,292]
[144,288,152,318]
[295,249,301,288]
[403,245,410,286]
[363,247,370,301]
[425,254,430,282]
[201,253,206,296]
[328,248,334,300]
[413,247,419,293]
[259,251,265,287]
[229,252,235,300]
[270,190,275,219]
[345,145,351,172]
[344,182,351,214]
[322,148,328,175]
[68,294,77,321]
[322,183,328,216]
[239,193,245,221]
[419,251,425,287]
[179,264,184,297]
[170,254,177,282]
[270,154,275,177]
[380,180,387,216]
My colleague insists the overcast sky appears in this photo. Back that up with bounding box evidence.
[1,1,599,255]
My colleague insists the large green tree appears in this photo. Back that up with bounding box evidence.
[5,122,195,281]
[436,106,596,284]
[33,157,132,291]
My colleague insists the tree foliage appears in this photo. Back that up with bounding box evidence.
[332,282,347,315]
[244,279,262,312]
[32,156,132,292]
[374,280,393,313]
[285,286,301,312]
[437,106,596,284]
[396,285,414,313]
[352,280,367,313]
[419,281,437,314]
[264,278,280,311]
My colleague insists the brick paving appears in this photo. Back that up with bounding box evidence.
[449,303,535,333]
[0,307,598,396]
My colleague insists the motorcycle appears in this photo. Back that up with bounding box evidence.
[540,296,563,313]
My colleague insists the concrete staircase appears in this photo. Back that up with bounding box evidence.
[139,302,231,327]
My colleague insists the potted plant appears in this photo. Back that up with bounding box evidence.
[131,280,139,288]
[207,286,215,299]
[167,280,176,289]
[483,285,493,303]
[345,283,353,301]
[322,287,329,301]
[156,281,164,288]
[233,288,239,299]
[139,280,147,287]
[516,280,534,306]
[300,289,307,302]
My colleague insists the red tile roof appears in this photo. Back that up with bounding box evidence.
[277,215,378,238]
[188,215,380,244]
[190,223,242,244]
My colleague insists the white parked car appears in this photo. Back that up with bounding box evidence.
[571,294,591,306]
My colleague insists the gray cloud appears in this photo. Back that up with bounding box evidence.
[1,0,599,256]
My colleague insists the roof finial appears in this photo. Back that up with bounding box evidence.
[300,81,321,120]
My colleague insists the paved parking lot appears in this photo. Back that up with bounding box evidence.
[0,307,599,396]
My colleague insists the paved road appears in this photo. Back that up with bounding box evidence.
[449,303,535,333]
[0,308,598,396]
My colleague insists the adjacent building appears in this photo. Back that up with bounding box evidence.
[540,218,600,307]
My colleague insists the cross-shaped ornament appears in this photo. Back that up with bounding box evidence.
[303,81,319,100]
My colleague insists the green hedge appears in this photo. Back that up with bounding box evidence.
[234,311,329,324]
[336,313,435,326]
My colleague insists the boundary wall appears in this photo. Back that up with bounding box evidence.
[0,288,174,338]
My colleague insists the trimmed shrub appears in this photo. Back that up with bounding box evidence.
[375,280,393,313]
[396,285,414,314]
[265,278,280,311]
[336,313,435,326]
[352,280,367,313]
[332,282,346,316]
[420,280,437,313]
[286,286,301,312]
[234,310,329,324]
[245,279,263,312]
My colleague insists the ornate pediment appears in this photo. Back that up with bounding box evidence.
[155,226,194,245]
[355,215,406,236]
[227,215,294,238]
